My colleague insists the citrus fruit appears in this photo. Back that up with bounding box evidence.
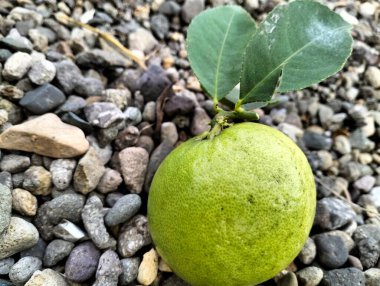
[148,122,316,286]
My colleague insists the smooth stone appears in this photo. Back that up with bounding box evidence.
[9,256,42,285]
[93,250,122,286]
[128,28,158,53]
[303,131,332,150]
[353,224,380,244]
[22,166,52,196]
[0,172,12,190]
[354,175,376,193]
[142,101,156,122]
[365,66,380,88]
[65,241,101,282]
[119,257,140,285]
[56,95,86,114]
[55,60,83,94]
[124,107,142,125]
[105,194,142,226]
[277,272,298,286]
[151,14,170,40]
[0,154,30,173]
[137,249,158,286]
[12,188,37,216]
[365,268,380,286]
[357,237,380,269]
[161,122,178,145]
[182,0,205,23]
[76,49,131,68]
[74,77,103,98]
[298,237,317,265]
[164,94,196,116]
[0,38,32,53]
[139,64,171,102]
[0,258,14,275]
[43,239,74,267]
[0,184,12,235]
[2,52,32,80]
[191,107,211,136]
[25,269,68,286]
[0,217,39,259]
[334,135,352,154]
[20,238,46,260]
[297,266,323,286]
[321,268,365,286]
[314,233,348,269]
[28,60,56,85]
[73,147,105,195]
[0,113,89,158]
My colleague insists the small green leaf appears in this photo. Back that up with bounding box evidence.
[187,5,256,101]
[240,0,353,104]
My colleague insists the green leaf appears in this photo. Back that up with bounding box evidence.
[240,0,353,104]
[187,5,256,101]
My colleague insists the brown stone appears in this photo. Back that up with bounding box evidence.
[0,113,89,158]
[12,188,37,216]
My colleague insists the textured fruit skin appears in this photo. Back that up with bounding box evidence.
[148,122,316,286]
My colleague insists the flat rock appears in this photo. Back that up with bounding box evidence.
[0,184,12,236]
[0,217,39,259]
[0,113,89,158]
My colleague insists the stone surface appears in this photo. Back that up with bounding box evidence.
[119,257,140,285]
[55,60,82,94]
[23,166,52,196]
[119,147,149,193]
[97,168,123,193]
[139,64,171,102]
[191,107,211,135]
[0,217,39,259]
[314,233,349,269]
[137,248,158,286]
[93,250,122,286]
[128,28,158,53]
[43,239,74,267]
[297,266,323,286]
[25,269,68,286]
[105,194,142,226]
[0,258,14,275]
[9,256,42,285]
[0,113,89,158]
[365,268,380,286]
[321,268,365,286]
[2,52,32,80]
[182,0,205,23]
[52,220,86,243]
[298,237,317,265]
[28,60,56,85]
[0,184,12,236]
[12,188,37,216]
[0,154,30,173]
[84,102,125,128]
[50,159,76,190]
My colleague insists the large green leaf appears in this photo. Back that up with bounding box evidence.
[187,5,256,101]
[240,0,353,104]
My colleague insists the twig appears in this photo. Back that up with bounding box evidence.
[55,12,147,70]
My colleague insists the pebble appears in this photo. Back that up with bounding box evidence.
[314,197,356,230]
[0,258,14,275]
[115,126,140,150]
[303,131,332,150]
[0,98,22,124]
[93,250,122,286]
[137,136,155,154]
[298,237,317,265]
[0,217,39,259]
[124,107,142,125]
[52,220,86,243]
[296,266,323,286]
[139,64,171,102]
[314,233,348,268]
[317,150,333,171]
[87,135,113,165]
[161,122,179,145]
[119,257,140,285]
[20,238,46,260]
[353,224,380,245]
[357,237,380,269]
[55,60,82,94]
[354,175,376,193]
[278,123,304,141]
[102,89,131,110]
[50,159,76,190]
[119,147,149,193]
[182,0,205,23]
[118,215,152,257]
[73,147,105,195]
[143,101,156,122]
[28,60,56,85]
[0,154,30,173]
[105,194,142,226]
[74,77,103,97]
[25,269,68,286]
[365,66,380,88]
[151,14,170,40]
[0,113,89,158]
[128,28,158,53]
[56,95,86,114]
[0,37,32,54]
[321,268,365,286]
[328,230,355,251]
[365,268,380,286]
[34,194,85,240]
[76,49,131,69]
[9,256,42,285]
[137,248,158,286]
[159,1,181,16]
[2,52,32,80]
[97,168,123,194]
[84,102,125,128]
[65,241,101,282]
[0,85,24,100]
[20,84,66,114]
[61,112,93,134]
[82,195,116,249]
[22,166,52,196]
[348,255,363,271]
[191,107,211,135]
[43,239,74,267]
[12,188,37,216]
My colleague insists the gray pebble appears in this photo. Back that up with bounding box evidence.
[0,258,14,275]
[119,257,140,285]
[56,95,86,114]
[0,172,13,190]
[161,122,178,145]
[0,184,12,236]
[20,238,46,260]
[124,107,142,125]
[298,237,316,265]
[334,135,351,154]
[0,154,30,173]
[105,194,141,226]
[93,250,122,286]
[349,130,374,151]
[28,60,56,85]
[82,196,116,249]
[365,268,380,286]
[182,0,205,23]
[357,237,380,269]
[314,233,348,269]
[354,175,376,193]
[159,1,181,16]
[74,77,103,97]
[139,64,171,102]
[9,256,42,285]
[102,89,131,110]
[43,239,74,267]
[303,131,332,150]
[128,28,157,53]
[118,215,151,257]
[76,49,131,69]
[115,126,140,150]
[297,266,323,286]
[164,93,196,117]
[55,60,83,94]
[321,268,365,286]
[85,102,124,128]
[151,14,170,40]
[2,52,32,81]
[142,101,156,122]
[137,136,155,155]
[191,107,211,136]
[65,241,101,282]
[353,224,380,244]
[22,166,52,196]
[50,159,76,190]
[277,272,298,286]
[86,135,113,165]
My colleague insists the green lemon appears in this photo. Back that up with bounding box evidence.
[148,122,316,286]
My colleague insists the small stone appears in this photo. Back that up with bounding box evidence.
[2,52,32,80]
[139,64,171,102]
[135,249,159,286]
[143,101,156,122]
[314,233,348,269]
[12,188,37,216]
[87,135,113,165]
[151,14,170,40]
[50,159,76,191]
[84,102,125,128]
[137,136,155,154]
[365,268,380,286]
[128,28,158,53]
[119,147,149,193]
[0,37,32,53]
[0,154,30,173]
[182,0,205,23]
[97,168,123,194]
[56,95,86,114]
[298,237,316,265]
[73,147,105,195]
[354,175,376,193]
[165,94,196,116]
[55,60,83,94]
[28,29,48,52]
[120,257,140,285]
[61,112,93,134]
[115,126,140,150]
[105,194,142,226]
[321,268,365,286]
[303,131,332,150]
[74,77,103,98]
[43,239,74,267]
[82,196,116,249]
[24,269,68,286]
[270,108,287,125]
[9,256,42,285]
[357,237,380,269]
[350,130,375,151]
[0,98,22,124]
[0,258,14,275]
[28,60,56,85]
[34,194,85,240]
[0,110,9,126]
[361,116,375,137]
[52,220,86,243]
[102,89,131,110]
[159,1,181,16]
[353,224,380,245]
[0,113,89,158]
[317,150,333,171]
[314,197,356,230]
[191,107,211,136]
[348,255,363,271]
[0,217,39,259]
[328,230,355,251]
[22,166,52,196]
[20,239,46,260]
[277,271,298,286]
[0,84,24,100]
[366,66,380,88]
[161,122,178,145]
[93,250,122,286]
[76,49,131,69]
[0,172,13,190]
[278,123,304,141]
[124,107,142,125]
[297,266,323,286]
[118,215,151,257]
[65,241,100,282]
